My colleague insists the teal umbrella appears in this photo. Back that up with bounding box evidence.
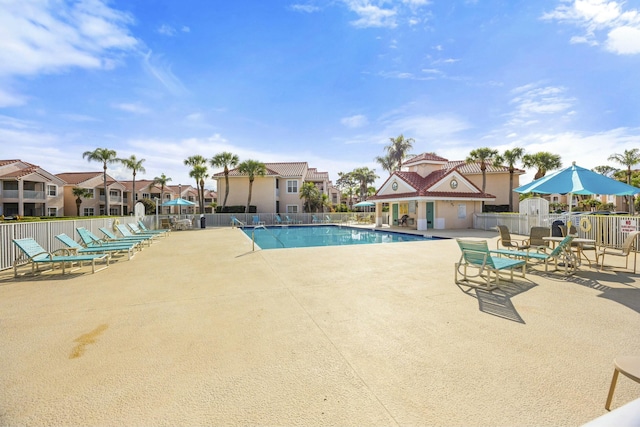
[161,197,195,207]
[514,162,640,223]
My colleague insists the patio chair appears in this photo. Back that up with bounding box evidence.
[13,237,108,278]
[137,220,170,235]
[252,215,265,226]
[312,215,322,224]
[521,226,551,252]
[398,214,409,227]
[129,222,168,237]
[559,224,578,237]
[55,233,136,261]
[455,239,526,291]
[160,218,174,231]
[275,214,289,225]
[605,355,640,410]
[496,225,527,250]
[597,230,640,273]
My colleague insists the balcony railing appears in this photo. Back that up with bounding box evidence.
[0,190,45,199]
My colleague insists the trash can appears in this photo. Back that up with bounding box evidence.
[551,220,564,237]
[200,215,206,229]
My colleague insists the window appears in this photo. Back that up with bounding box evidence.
[84,207,94,216]
[287,180,298,193]
[85,189,94,199]
[142,193,150,200]
[47,185,57,196]
[109,190,118,197]
[286,205,298,213]
[47,207,57,216]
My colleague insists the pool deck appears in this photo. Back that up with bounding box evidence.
[1,226,639,426]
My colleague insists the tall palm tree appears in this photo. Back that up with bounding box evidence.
[82,148,117,215]
[119,155,146,214]
[237,159,266,213]
[184,155,208,214]
[375,153,396,176]
[300,182,320,212]
[211,151,240,210]
[386,134,414,171]
[608,148,640,214]
[466,147,499,194]
[522,152,562,180]
[153,173,172,214]
[351,167,379,201]
[498,147,524,212]
[72,187,92,216]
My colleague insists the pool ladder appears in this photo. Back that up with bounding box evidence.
[252,225,286,251]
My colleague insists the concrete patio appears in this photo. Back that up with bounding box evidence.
[1,226,639,426]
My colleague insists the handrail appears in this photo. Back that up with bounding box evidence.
[251,225,286,251]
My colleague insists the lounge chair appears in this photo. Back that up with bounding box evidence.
[597,230,640,273]
[137,220,170,235]
[285,215,301,224]
[492,235,577,275]
[496,225,527,250]
[77,227,142,251]
[325,215,332,223]
[55,233,137,261]
[13,237,108,277]
[129,222,168,237]
[275,214,289,225]
[252,215,265,226]
[114,224,157,244]
[99,227,152,247]
[312,215,322,224]
[230,216,244,228]
[455,239,526,291]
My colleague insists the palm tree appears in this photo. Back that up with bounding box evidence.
[593,165,618,177]
[82,148,117,215]
[498,147,524,212]
[608,149,640,214]
[300,182,320,212]
[375,153,396,176]
[119,155,146,214]
[211,152,240,210]
[522,152,562,180]
[237,159,266,213]
[351,167,379,201]
[466,147,499,194]
[153,173,172,214]
[336,171,357,209]
[72,187,92,216]
[184,155,208,214]
[386,134,414,171]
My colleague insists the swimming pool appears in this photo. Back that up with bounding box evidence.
[242,225,443,249]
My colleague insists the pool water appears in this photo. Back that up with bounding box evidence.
[242,225,442,250]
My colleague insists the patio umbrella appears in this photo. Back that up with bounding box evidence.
[514,162,640,224]
[353,201,375,208]
[161,197,195,207]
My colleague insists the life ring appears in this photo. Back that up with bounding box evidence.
[112,219,120,231]
[579,217,592,233]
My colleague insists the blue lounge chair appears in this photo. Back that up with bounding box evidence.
[98,227,151,246]
[275,214,286,225]
[312,215,322,224]
[455,239,526,290]
[230,216,244,227]
[491,235,576,275]
[252,215,265,226]
[77,227,143,251]
[115,224,157,243]
[138,220,170,234]
[285,215,300,224]
[55,233,137,261]
[13,238,108,277]
[129,222,168,237]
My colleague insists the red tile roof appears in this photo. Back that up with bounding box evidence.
[403,153,449,165]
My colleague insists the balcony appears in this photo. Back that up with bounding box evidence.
[0,190,45,199]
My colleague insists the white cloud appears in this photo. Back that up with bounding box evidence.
[341,114,369,128]
[509,84,575,119]
[0,0,138,77]
[290,4,321,13]
[606,25,640,54]
[113,103,150,114]
[0,87,27,107]
[347,2,397,28]
[142,51,187,96]
[157,24,176,36]
[543,0,640,55]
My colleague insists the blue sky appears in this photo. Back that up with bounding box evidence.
[1,0,640,190]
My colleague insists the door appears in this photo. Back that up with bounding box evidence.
[392,203,399,226]
[426,202,434,229]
